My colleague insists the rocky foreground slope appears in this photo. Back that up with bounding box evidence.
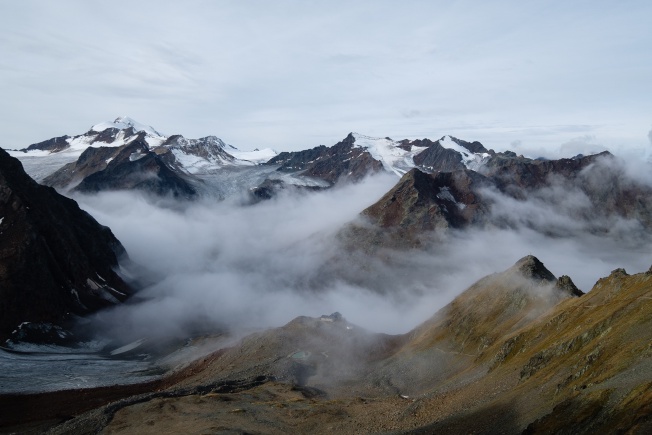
[6,256,649,434]
[0,149,132,342]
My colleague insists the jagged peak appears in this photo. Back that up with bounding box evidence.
[511,255,556,282]
[555,275,584,297]
[610,267,628,277]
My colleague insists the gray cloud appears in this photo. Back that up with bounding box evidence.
[558,135,606,157]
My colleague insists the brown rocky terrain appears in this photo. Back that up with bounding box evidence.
[4,256,649,434]
[0,149,132,342]
[357,168,490,248]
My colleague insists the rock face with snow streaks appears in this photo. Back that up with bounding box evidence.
[268,133,384,184]
[412,136,492,172]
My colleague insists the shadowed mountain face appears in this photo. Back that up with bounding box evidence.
[73,141,198,198]
[0,149,132,341]
[44,140,198,198]
[27,256,651,434]
[25,135,71,153]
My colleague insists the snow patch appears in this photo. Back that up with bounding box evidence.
[107,286,126,297]
[6,149,53,157]
[267,172,331,188]
[436,187,456,203]
[230,148,278,164]
[439,136,490,171]
[170,149,214,174]
[110,338,146,356]
[129,152,146,162]
[352,133,420,176]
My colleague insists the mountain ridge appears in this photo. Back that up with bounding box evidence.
[0,148,133,341]
[15,256,651,434]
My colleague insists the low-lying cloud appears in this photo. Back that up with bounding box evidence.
[75,169,652,343]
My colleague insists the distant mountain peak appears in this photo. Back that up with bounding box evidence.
[91,116,164,137]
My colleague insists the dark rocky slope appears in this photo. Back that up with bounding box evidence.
[24,135,71,153]
[363,168,490,235]
[45,140,197,198]
[0,148,132,341]
[267,133,384,184]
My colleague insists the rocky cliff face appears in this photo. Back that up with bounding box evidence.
[348,168,490,249]
[0,148,132,341]
[363,168,490,232]
[268,133,384,184]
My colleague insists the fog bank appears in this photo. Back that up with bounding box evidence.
[76,173,651,341]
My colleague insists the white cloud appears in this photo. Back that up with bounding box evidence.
[75,168,652,343]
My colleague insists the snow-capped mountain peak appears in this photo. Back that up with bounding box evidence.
[91,116,164,137]
[9,117,280,183]
[351,132,427,176]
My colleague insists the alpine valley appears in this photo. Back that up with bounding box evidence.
[1,117,651,434]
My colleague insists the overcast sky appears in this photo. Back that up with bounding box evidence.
[1,0,651,156]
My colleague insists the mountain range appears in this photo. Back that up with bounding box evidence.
[1,117,651,434]
[9,117,652,231]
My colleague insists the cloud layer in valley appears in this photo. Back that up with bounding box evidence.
[75,169,652,343]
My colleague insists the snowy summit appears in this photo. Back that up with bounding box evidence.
[91,116,164,138]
